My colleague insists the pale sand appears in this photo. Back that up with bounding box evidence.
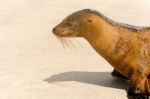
[0,0,150,99]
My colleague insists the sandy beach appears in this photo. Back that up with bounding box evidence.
[1,0,150,99]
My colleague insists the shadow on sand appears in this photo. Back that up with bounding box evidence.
[44,71,128,91]
[44,71,150,99]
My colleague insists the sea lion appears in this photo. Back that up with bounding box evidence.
[52,9,150,99]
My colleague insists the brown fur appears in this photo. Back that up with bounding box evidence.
[52,9,150,97]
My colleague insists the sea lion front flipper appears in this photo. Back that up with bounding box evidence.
[128,72,150,99]
[111,69,127,79]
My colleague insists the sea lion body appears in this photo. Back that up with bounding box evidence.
[52,9,150,98]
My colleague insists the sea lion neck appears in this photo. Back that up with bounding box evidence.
[83,15,119,59]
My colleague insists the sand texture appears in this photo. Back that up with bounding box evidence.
[1,0,150,99]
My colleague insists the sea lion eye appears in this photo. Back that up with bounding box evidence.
[66,22,76,28]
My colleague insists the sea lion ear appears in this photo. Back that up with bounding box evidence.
[87,19,93,23]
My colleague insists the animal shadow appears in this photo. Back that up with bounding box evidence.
[44,71,128,91]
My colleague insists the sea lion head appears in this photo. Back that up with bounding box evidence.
[52,9,95,38]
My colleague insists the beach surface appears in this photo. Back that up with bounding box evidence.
[1,0,150,99]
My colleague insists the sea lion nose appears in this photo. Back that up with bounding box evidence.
[52,27,56,33]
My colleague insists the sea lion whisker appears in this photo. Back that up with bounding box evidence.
[63,37,72,49]
[56,36,62,45]
[55,35,62,45]
[68,39,76,49]
[61,37,67,49]
[71,38,83,47]
[60,37,66,49]
[62,38,69,48]
[56,36,72,49]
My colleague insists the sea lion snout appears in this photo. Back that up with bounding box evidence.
[52,27,56,33]
[52,26,62,36]
[52,26,64,36]
[52,26,60,35]
[52,23,80,37]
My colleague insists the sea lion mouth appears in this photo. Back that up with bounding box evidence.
[52,26,83,49]
[53,31,82,49]
[52,27,71,37]
[53,32,72,37]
